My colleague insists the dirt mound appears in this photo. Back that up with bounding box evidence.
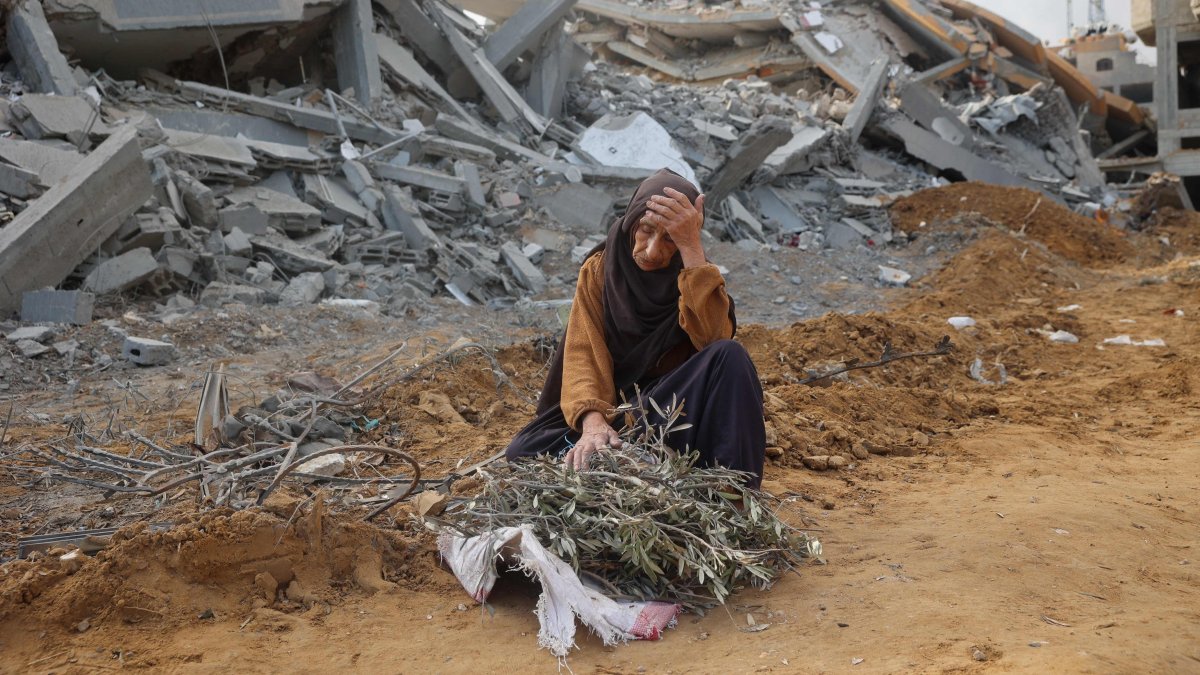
[739,314,990,468]
[0,504,443,634]
[890,182,1133,266]
[1097,356,1197,403]
[903,229,1087,319]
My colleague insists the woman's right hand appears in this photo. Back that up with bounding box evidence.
[564,411,623,471]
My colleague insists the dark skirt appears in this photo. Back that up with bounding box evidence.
[504,339,766,488]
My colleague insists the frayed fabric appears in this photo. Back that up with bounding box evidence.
[439,525,680,658]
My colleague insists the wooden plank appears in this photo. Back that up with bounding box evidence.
[0,126,152,313]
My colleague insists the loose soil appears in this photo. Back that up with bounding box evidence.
[1,182,1198,673]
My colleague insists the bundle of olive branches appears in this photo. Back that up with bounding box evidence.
[435,397,821,609]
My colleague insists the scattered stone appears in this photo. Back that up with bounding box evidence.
[802,455,830,471]
[122,336,177,366]
[294,453,346,478]
[200,282,268,307]
[279,272,326,305]
[14,339,49,358]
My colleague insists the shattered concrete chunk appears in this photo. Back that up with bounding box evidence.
[122,336,177,366]
[279,272,326,306]
[501,241,547,295]
[83,248,160,295]
[706,115,793,205]
[249,234,335,275]
[20,289,94,325]
[14,339,50,358]
[199,282,268,308]
[382,185,441,251]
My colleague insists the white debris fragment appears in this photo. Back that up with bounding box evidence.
[814,31,843,54]
[1056,304,1082,312]
[1048,330,1079,344]
[947,316,976,329]
[802,10,824,27]
[294,453,346,478]
[576,112,697,186]
[878,265,912,286]
[1101,335,1166,347]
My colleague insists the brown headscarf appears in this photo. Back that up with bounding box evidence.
[536,168,737,415]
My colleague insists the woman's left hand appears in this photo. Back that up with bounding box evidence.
[647,188,705,254]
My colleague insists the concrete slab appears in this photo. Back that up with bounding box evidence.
[576,112,696,185]
[9,95,109,144]
[706,115,792,206]
[484,0,579,70]
[535,183,615,231]
[83,247,159,294]
[0,126,152,312]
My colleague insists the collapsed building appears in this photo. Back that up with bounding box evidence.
[0,0,1171,339]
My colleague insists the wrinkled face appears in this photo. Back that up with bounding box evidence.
[631,211,677,271]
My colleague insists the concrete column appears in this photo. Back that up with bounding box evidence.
[1156,0,1181,155]
[333,0,383,106]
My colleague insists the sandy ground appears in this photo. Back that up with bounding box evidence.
[0,183,1198,673]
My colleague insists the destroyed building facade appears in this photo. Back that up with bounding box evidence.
[0,0,1179,327]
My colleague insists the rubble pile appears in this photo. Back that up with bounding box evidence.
[0,0,1160,348]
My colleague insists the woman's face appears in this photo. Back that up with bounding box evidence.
[631,213,677,271]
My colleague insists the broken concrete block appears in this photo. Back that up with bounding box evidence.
[156,247,200,280]
[20,289,94,325]
[842,59,888,144]
[382,185,441,251]
[823,221,863,250]
[200,282,267,308]
[454,161,487,208]
[223,227,253,257]
[522,242,546,264]
[15,339,49,358]
[279,272,326,306]
[764,125,829,177]
[249,234,335,275]
[706,116,793,206]
[82,248,159,295]
[218,203,270,235]
[577,112,697,185]
[0,126,152,313]
[535,183,615,231]
[6,325,55,343]
[175,172,219,229]
[6,0,78,96]
[501,242,547,294]
[122,336,176,366]
[226,186,322,235]
[102,209,183,255]
[0,137,82,186]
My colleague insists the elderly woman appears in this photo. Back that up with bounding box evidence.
[504,168,765,487]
